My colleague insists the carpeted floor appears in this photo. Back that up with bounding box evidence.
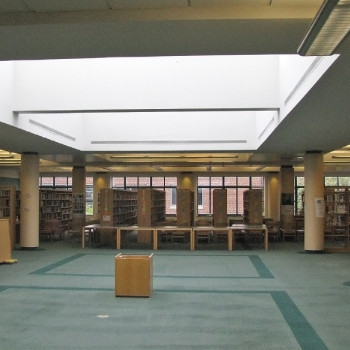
[1,240,350,349]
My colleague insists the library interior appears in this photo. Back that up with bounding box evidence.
[1,1,350,349]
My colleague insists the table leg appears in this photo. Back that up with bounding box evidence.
[190,229,194,251]
[228,229,233,251]
[116,228,121,250]
[265,228,268,251]
[82,226,85,249]
[153,229,158,250]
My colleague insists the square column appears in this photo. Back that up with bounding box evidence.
[304,151,324,252]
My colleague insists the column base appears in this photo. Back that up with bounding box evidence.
[20,247,40,251]
[303,250,326,254]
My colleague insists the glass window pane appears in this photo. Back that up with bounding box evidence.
[296,188,304,216]
[251,176,264,188]
[325,177,338,186]
[165,188,176,215]
[152,177,165,187]
[165,177,177,186]
[227,188,237,215]
[198,177,210,186]
[237,188,249,214]
[224,177,236,186]
[296,177,304,186]
[139,177,151,187]
[237,177,250,186]
[86,176,93,186]
[68,177,72,186]
[339,177,350,186]
[211,177,223,187]
[41,177,54,186]
[198,187,210,214]
[86,202,93,216]
[113,177,125,188]
[126,177,138,187]
[55,177,67,187]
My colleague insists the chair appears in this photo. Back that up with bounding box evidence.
[281,221,297,241]
[267,221,281,242]
[195,219,212,244]
[40,219,64,241]
[171,230,188,243]
[295,217,304,241]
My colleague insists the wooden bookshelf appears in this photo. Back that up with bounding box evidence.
[99,188,138,226]
[137,188,166,243]
[39,189,72,236]
[0,186,16,249]
[213,189,227,227]
[176,189,194,227]
[324,187,349,247]
[243,189,263,224]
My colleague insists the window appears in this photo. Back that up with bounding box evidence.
[112,176,177,215]
[294,176,350,215]
[197,176,264,215]
[171,188,177,206]
[197,188,203,207]
[85,177,93,216]
[39,176,93,216]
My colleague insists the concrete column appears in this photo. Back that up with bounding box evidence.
[304,151,324,252]
[264,172,280,221]
[281,165,294,195]
[94,173,111,219]
[178,173,195,191]
[20,153,39,248]
[72,166,86,230]
[72,166,86,194]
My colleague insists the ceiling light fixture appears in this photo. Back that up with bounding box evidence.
[298,0,350,56]
[332,155,350,158]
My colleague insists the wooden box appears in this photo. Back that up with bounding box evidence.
[0,219,11,262]
[115,253,153,297]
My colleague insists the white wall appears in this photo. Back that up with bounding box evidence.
[82,111,257,151]
[16,113,84,150]
[13,56,279,112]
[278,54,338,121]
[0,55,335,153]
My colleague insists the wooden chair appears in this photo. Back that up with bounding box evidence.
[281,221,297,241]
[171,230,188,243]
[267,221,281,242]
[40,219,64,241]
[194,219,212,244]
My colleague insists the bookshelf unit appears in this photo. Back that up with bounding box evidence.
[243,189,263,224]
[0,186,16,249]
[39,189,72,235]
[176,189,194,227]
[99,188,138,226]
[324,187,349,246]
[137,188,166,243]
[213,189,227,227]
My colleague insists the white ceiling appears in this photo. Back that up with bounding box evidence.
[0,0,350,174]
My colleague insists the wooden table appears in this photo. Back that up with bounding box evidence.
[82,223,268,251]
[154,226,193,250]
[192,226,232,251]
[81,224,116,249]
[116,226,155,250]
[230,224,268,251]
